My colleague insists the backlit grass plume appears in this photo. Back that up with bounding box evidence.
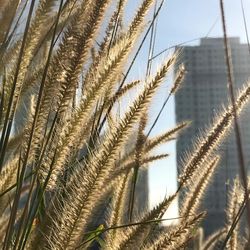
[1,0,250,249]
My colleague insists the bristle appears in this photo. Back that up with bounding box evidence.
[0,157,18,214]
[146,122,188,152]
[42,37,134,189]
[30,0,96,160]
[170,63,185,94]
[129,0,155,36]
[146,212,205,250]
[201,229,226,250]
[3,0,57,118]
[0,0,20,45]
[33,56,176,250]
[105,172,131,249]
[181,156,220,218]
[0,214,9,245]
[178,83,250,188]
[225,178,244,250]
[2,1,248,249]
[116,194,177,249]
[109,80,141,106]
[110,153,169,181]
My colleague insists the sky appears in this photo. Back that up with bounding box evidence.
[124,0,250,221]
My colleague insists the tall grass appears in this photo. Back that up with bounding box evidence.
[0,0,250,249]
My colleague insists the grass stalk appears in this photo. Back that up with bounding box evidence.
[219,0,250,242]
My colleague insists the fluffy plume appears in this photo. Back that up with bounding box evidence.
[42,37,134,189]
[178,83,250,188]
[2,1,250,249]
[181,156,220,218]
[201,229,226,250]
[225,178,244,250]
[33,56,176,250]
[147,212,205,250]
[0,157,18,214]
[105,172,131,249]
[145,122,188,152]
[116,194,177,249]
[170,63,185,94]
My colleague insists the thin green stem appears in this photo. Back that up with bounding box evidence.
[2,1,37,248]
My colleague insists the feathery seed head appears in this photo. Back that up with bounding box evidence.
[170,63,185,94]
[178,82,250,188]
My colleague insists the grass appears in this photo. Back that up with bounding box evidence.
[0,0,250,249]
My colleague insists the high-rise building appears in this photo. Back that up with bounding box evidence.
[125,136,149,217]
[175,37,250,236]
[134,169,149,215]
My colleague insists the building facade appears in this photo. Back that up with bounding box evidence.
[175,37,250,236]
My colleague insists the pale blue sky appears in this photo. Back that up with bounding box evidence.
[124,0,250,219]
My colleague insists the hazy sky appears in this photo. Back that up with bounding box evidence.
[124,0,250,220]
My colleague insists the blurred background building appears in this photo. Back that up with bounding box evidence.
[134,169,149,215]
[175,37,250,236]
[125,136,149,216]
